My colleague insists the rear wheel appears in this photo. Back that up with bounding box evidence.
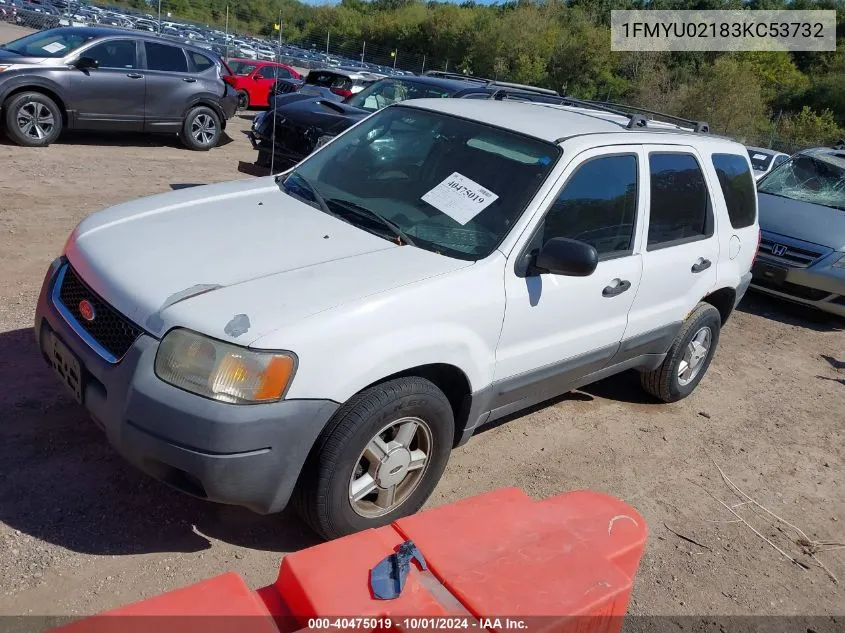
[294,377,454,540]
[4,91,62,147]
[180,106,221,151]
[640,303,721,402]
[237,89,250,110]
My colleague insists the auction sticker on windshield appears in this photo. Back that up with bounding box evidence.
[421,172,499,225]
[42,42,67,54]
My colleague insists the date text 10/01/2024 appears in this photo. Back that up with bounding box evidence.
[306,618,529,630]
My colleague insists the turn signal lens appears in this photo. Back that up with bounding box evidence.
[155,328,296,404]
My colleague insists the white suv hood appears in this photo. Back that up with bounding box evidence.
[65,177,472,345]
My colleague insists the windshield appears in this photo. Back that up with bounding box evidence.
[0,28,96,57]
[227,59,258,75]
[346,79,455,112]
[747,149,774,173]
[284,105,559,260]
[758,152,845,211]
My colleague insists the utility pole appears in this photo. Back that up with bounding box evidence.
[361,41,365,63]
[421,54,425,74]
[393,50,397,70]
[326,31,330,55]
[445,59,449,72]
[157,0,161,32]
[224,4,229,59]
[270,9,283,177]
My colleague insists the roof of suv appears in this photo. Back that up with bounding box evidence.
[402,98,737,147]
[37,26,222,58]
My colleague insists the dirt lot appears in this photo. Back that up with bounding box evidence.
[0,21,843,624]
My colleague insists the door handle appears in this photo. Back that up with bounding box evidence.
[691,258,712,273]
[602,279,631,297]
[182,77,197,83]
[126,73,143,79]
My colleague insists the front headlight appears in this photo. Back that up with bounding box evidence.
[832,253,845,269]
[154,328,296,404]
[0,65,12,73]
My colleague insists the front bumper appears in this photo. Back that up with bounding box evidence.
[34,259,339,514]
[750,253,845,318]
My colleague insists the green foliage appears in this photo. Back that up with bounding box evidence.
[152,0,844,148]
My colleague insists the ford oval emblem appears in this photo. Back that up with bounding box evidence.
[78,299,95,322]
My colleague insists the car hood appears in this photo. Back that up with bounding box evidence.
[65,177,472,345]
[757,192,845,250]
[0,50,56,65]
[259,95,368,137]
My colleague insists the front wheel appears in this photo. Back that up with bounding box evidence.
[4,91,63,147]
[180,106,221,151]
[236,89,250,110]
[294,377,455,540]
[640,302,721,402]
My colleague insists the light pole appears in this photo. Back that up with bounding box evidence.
[157,0,161,32]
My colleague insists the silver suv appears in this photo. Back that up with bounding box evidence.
[752,146,845,317]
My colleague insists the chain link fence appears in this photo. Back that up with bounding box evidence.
[1,0,445,77]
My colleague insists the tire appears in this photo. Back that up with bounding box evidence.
[3,91,62,147]
[179,106,221,151]
[237,89,250,110]
[294,377,455,541]
[640,302,722,403]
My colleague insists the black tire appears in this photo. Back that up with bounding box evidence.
[3,91,62,147]
[640,302,722,403]
[294,377,455,541]
[179,106,221,151]
[236,89,250,110]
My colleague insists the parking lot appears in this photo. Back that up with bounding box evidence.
[0,20,843,622]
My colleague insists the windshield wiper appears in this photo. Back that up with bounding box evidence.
[326,198,417,246]
[278,171,330,215]
[0,47,22,55]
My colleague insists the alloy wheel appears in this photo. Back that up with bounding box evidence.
[191,113,217,145]
[348,416,433,518]
[678,326,712,386]
[17,101,55,141]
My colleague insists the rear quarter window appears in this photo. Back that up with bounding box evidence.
[712,153,757,229]
[189,51,214,72]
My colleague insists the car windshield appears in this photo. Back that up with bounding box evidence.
[346,79,456,112]
[228,59,258,75]
[283,106,559,260]
[0,28,96,57]
[758,151,845,211]
[747,149,774,172]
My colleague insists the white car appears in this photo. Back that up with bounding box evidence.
[747,145,790,181]
[35,99,758,540]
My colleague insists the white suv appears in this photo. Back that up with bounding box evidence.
[35,98,758,539]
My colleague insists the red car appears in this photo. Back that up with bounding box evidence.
[222,58,302,109]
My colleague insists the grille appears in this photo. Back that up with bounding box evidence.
[57,266,142,361]
[753,277,832,302]
[758,236,824,268]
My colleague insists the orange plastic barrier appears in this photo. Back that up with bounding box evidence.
[50,488,647,633]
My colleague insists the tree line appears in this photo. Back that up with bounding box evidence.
[155,0,845,149]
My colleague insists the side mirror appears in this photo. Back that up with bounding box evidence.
[74,56,99,70]
[254,74,263,80]
[533,237,598,277]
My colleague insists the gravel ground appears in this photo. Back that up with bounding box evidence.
[0,20,843,623]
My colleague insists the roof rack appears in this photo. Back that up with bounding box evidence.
[487,88,569,104]
[487,81,559,97]
[561,98,710,133]
[423,70,490,85]
[424,71,561,97]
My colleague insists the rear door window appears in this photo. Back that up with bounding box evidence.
[711,153,757,229]
[647,153,713,249]
[145,41,188,72]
